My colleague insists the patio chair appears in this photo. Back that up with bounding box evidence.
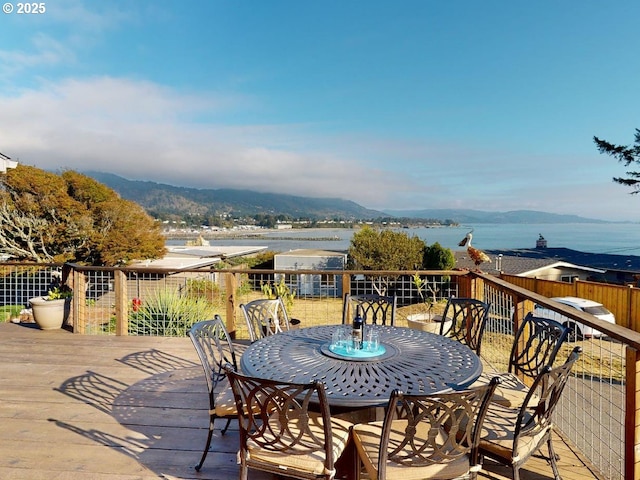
[240,298,300,342]
[223,365,353,480]
[439,297,491,356]
[342,293,397,326]
[474,312,569,408]
[188,315,239,471]
[351,377,501,480]
[477,346,582,480]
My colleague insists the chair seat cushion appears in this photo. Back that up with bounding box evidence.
[352,420,470,480]
[472,372,539,408]
[478,403,551,462]
[245,413,352,476]
[213,380,237,416]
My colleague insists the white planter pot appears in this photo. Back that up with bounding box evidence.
[29,297,71,330]
[406,313,451,334]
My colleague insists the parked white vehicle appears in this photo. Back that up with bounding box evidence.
[534,296,616,341]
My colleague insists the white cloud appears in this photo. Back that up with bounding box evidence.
[0,34,75,81]
[0,76,395,201]
[47,0,132,32]
[0,75,631,221]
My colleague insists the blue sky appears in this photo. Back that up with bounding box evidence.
[1,1,639,221]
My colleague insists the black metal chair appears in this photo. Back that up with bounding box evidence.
[188,315,238,471]
[478,347,582,480]
[224,365,353,480]
[476,312,569,408]
[439,297,491,356]
[352,378,501,480]
[342,293,397,326]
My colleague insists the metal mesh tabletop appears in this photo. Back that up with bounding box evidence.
[240,325,483,408]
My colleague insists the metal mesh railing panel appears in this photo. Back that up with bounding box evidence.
[0,264,61,320]
[554,337,625,479]
[482,281,624,479]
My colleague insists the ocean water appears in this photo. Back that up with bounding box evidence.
[168,223,640,256]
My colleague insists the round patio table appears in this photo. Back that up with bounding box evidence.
[240,324,483,409]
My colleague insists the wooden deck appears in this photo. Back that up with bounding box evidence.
[0,322,601,480]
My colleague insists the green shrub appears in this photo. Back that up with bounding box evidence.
[185,277,221,305]
[128,289,215,336]
[261,277,296,313]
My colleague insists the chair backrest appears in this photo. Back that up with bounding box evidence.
[514,346,582,449]
[342,293,397,326]
[508,312,570,383]
[240,298,290,342]
[224,365,338,477]
[439,297,490,355]
[188,315,237,395]
[377,378,500,479]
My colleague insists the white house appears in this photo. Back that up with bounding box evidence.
[274,249,347,297]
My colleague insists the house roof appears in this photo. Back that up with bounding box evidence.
[130,245,268,270]
[454,250,604,276]
[484,247,640,273]
[166,245,268,258]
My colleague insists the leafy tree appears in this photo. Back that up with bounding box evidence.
[348,226,425,294]
[418,242,455,306]
[0,165,166,265]
[594,128,640,192]
[423,242,455,270]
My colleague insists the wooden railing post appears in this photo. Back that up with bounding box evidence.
[224,272,237,339]
[342,273,350,298]
[626,346,640,480]
[629,284,635,331]
[114,270,128,336]
[458,274,471,298]
[465,274,484,301]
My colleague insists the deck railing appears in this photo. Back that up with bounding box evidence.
[478,273,636,480]
[1,261,638,479]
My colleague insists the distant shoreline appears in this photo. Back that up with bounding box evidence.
[162,227,349,240]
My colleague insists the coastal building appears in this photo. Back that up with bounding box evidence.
[130,245,268,270]
[456,246,640,286]
[455,251,604,281]
[274,249,347,297]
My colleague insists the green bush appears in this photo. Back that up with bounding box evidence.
[185,277,221,305]
[261,277,296,313]
[128,289,215,336]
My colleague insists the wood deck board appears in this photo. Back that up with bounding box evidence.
[0,322,600,480]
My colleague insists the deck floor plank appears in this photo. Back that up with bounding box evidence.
[0,322,600,480]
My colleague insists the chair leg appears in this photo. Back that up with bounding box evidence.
[240,463,249,480]
[221,417,232,435]
[547,436,562,480]
[195,416,215,471]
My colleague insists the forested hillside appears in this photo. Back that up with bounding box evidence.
[85,172,385,220]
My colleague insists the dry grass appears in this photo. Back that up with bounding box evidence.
[480,330,625,382]
[84,288,624,384]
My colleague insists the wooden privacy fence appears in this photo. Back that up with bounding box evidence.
[501,273,640,331]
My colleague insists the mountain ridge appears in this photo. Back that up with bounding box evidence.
[382,208,611,224]
[85,171,612,224]
[84,171,385,219]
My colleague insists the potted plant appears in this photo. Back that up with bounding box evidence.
[29,286,72,330]
[406,274,450,334]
